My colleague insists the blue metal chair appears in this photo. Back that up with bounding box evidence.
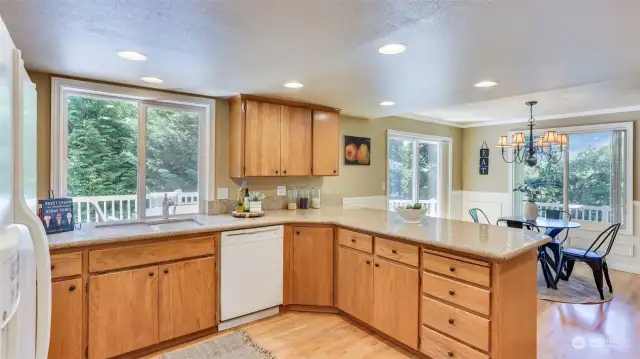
[468,208,490,224]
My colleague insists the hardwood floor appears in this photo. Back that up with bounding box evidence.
[148,265,639,359]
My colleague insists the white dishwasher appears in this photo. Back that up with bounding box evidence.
[220,225,283,330]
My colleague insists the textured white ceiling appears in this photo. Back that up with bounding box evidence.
[1,0,640,121]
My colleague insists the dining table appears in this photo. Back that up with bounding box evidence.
[497,216,582,288]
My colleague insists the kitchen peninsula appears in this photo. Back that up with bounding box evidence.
[47,207,549,359]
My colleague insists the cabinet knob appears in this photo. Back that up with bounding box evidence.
[449,290,455,296]
[448,352,454,357]
[365,260,371,265]
[51,265,55,270]
[69,285,76,292]
[296,231,300,235]
[149,272,154,277]
[283,170,287,174]
[449,266,456,272]
[448,318,455,325]
[350,238,356,243]
[275,170,279,174]
[333,170,337,174]
[391,249,397,254]
[164,269,169,274]
[375,263,380,268]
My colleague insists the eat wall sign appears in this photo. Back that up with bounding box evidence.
[479,141,489,175]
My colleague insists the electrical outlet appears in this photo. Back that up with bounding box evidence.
[217,188,229,200]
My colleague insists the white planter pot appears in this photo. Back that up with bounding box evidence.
[524,202,538,221]
[249,201,262,213]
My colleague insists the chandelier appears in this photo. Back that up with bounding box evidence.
[497,101,568,167]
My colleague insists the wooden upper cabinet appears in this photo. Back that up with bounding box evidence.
[280,106,312,176]
[312,110,340,176]
[49,278,83,359]
[373,257,419,349]
[159,257,216,341]
[228,94,339,177]
[292,226,334,306]
[337,246,373,323]
[244,100,282,176]
[89,266,159,359]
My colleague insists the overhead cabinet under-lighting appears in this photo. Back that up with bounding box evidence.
[228,94,340,177]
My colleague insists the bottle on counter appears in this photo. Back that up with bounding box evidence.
[298,187,310,209]
[311,186,321,209]
[242,181,250,212]
[287,186,298,210]
[235,187,244,213]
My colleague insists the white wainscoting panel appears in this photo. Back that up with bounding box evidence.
[342,196,388,210]
[449,191,463,220]
[461,191,511,224]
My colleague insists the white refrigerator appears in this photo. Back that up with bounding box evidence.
[0,14,52,359]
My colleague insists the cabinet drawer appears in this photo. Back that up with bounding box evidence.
[422,296,490,352]
[338,228,373,254]
[422,272,490,316]
[89,236,215,273]
[423,251,490,288]
[51,252,82,279]
[420,326,489,359]
[375,237,418,267]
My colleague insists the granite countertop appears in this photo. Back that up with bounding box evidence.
[48,206,550,260]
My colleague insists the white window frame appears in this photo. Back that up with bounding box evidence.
[51,77,216,217]
[386,130,453,218]
[508,122,634,235]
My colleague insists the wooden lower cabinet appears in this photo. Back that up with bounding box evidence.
[337,246,373,322]
[48,278,83,359]
[159,257,215,341]
[372,257,419,349]
[292,226,334,306]
[89,266,159,359]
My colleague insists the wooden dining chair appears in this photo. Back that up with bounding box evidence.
[468,208,490,224]
[545,209,573,243]
[496,219,557,289]
[557,223,621,300]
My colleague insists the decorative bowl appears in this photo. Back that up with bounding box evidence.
[394,206,428,223]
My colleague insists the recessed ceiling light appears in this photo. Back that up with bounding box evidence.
[380,101,395,106]
[474,81,498,88]
[117,51,147,61]
[141,76,164,84]
[284,82,304,89]
[378,43,407,55]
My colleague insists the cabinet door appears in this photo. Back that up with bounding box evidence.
[49,278,83,359]
[244,100,282,176]
[280,106,312,176]
[337,247,373,323]
[89,266,159,359]
[159,257,215,341]
[292,227,334,306]
[312,110,340,176]
[373,257,419,349]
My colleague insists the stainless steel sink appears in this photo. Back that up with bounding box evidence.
[95,217,204,230]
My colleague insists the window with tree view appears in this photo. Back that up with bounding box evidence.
[515,125,631,229]
[62,91,205,223]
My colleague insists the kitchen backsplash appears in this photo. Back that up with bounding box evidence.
[206,193,343,215]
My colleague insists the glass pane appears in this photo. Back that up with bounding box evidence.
[418,142,438,214]
[567,132,613,223]
[67,95,138,223]
[388,138,414,208]
[146,106,200,216]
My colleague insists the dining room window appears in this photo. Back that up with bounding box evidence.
[511,122,633,233]
[387,130,452,217]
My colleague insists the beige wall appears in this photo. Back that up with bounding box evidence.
[29,71,462,200]
[462,112,640,199]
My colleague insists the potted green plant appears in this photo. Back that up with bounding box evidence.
[513,184,541,221]
[248,191,265,213]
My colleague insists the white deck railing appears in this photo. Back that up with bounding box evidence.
[388,199,438,216]
[537,202,612,223]
[73,191,199,223]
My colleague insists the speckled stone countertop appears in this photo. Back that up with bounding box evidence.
[48,206,550,261]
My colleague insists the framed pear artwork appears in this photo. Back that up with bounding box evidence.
[344,135,371,165]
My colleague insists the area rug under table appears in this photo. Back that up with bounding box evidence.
[537,267,613,304]
[160,330,276,359]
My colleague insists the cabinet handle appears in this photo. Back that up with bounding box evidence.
[448,352,454,357]
[449,290,455,296]
[391,249,397,254]
[149,272,154,277]
[365,260,371,265]
[448,318,455,325]
[449,266,456,272]
[375,263,380,268]
[164,269,169,274]
[69,285,76,292]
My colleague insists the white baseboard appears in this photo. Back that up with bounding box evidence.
[218,306,280,331]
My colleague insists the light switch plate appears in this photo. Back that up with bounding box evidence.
[382,181,386,192]
[217,188,229,200]
[277,185,287,196]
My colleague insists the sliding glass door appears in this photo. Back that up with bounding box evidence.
[387,131,451,217]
